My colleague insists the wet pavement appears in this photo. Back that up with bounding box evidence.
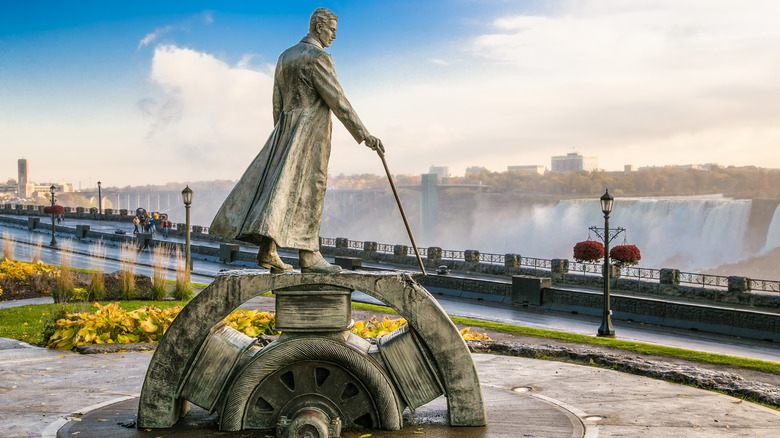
[2,339,779,438]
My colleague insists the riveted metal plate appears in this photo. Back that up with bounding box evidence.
[377,324,444,410]
[179,321,259,413]
[275,289,352,332]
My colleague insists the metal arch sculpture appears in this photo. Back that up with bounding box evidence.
[137,270,487,430]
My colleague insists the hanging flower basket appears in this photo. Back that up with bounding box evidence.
[610,244,641,268]
[43,205,65,215]
[573,240,604,263]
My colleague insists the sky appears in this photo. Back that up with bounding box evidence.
[2,0,780,188]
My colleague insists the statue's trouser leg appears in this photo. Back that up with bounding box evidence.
[256,236,293,273]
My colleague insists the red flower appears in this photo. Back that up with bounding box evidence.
[43,205,65,215]
[573,240,604,263]
[610,244,641,267]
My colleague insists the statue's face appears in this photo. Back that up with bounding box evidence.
[316,19,337,48]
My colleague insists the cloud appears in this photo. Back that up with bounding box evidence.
[132,0,780,183]
[362,0,780,174]
[138,13,214,50]
[138,25,175,49]
[140,45,275,177]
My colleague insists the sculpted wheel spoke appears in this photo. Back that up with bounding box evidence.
[338,394,372,420]
[292,366,317,394]
[316,365,347,396]
[247,409,277,427]
[252,377,294,409]
[246,361,379,428]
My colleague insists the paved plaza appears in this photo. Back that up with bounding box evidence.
[1,335,780,437]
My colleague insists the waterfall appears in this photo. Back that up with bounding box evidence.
[761,204,780,254]
[462,195,754,272]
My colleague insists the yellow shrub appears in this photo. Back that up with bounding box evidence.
[47,303,278,350]
[224,309,278,337]
[459,327,492,341]
[47,305,489,350]
[351,315,408,338]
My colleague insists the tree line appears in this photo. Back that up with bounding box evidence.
[329,166,780,198]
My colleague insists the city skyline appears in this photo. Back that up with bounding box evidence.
[2,1,780,187]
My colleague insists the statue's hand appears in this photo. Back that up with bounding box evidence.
[364,136,385,154]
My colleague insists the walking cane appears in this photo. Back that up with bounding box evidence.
[377,149,427,276]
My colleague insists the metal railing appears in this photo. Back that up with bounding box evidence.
[317,236,780,295]
[521,257,553,271]
[376,243,395,254]
[679,271,729,289]
[570,261,603,275]
[624,266,661,282]
[479,252,503,265]
[441,250,464,262]
[750,279,780,293]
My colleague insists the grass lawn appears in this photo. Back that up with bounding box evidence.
[351,302,780,375]
[2,298,778,377]
[0,300,188,346]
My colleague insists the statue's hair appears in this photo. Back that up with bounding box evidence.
[309,7,337,33]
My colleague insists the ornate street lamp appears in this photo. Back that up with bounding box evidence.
[97,180,102,219]
[49,185,57,247]
[181,185,193,271]
[598,189,615,337]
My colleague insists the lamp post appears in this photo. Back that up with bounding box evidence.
[597,189,615,337]
[49,185,57,247]
[97,181,102,219]
[181,185,193,271]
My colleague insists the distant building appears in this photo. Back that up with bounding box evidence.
[551,152,598,173]
[0,181,16,197]
[428,166,450,179]
[507,165,545,175]
[17,158,30,198]
[624,164,633,172]
[465,166,488,176]
[30,182,74,199]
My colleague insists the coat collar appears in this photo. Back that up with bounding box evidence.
[300,34,324,50]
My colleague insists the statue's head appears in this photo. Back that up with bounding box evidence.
[309,7,338,48]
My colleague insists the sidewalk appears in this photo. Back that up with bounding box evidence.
[2,336,780,438]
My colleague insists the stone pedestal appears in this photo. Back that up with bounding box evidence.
[219,243,239,263]
[504,253,522,268]
[27,217,39,230]
[551,259,569,274]
[512,275,551,307]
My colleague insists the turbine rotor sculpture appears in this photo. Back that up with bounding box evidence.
[137,271,486,437]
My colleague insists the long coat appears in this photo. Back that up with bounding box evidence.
[209,35,369,251]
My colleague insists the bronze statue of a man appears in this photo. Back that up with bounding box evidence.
[210,8,384,273]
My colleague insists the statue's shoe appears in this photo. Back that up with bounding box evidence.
[257,253,293,274]
[300,258,342,274]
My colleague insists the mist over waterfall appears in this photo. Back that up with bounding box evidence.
[182,182,780,275]
[439,195,767,272]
